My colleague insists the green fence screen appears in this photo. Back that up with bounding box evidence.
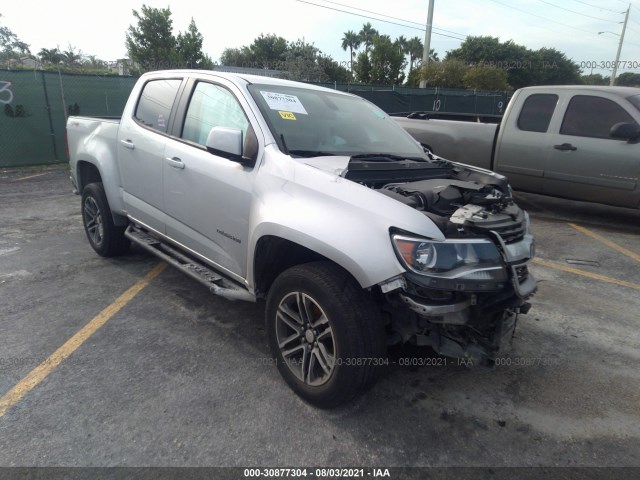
[1,71,137,168]
[0,70,508,168]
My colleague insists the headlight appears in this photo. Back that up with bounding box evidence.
[392,234,507,281]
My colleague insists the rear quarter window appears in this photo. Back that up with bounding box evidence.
[134,79,182,133]
[517,94,558,133]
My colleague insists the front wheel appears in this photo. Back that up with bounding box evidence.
[266,261,386,408]
[81,182,129,257]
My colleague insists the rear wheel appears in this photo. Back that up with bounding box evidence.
[266,261,386,408]
[81,182,129,257]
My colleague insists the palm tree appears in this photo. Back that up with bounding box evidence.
[38,47,63,65]
[341,30,361,80]
[359,22,378,54]
[406,36,423,75]
[62,44,83,67]
[396,35,408,55]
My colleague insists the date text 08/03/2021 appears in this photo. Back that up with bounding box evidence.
[243,468,391,478]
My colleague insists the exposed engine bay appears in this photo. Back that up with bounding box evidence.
[344,155,536,366]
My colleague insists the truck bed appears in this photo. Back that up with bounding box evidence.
[393,116,498,170]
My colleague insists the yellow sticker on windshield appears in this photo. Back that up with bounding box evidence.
[278,111,297,120]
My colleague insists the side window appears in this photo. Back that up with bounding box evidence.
[517,94,558,133]
[560,95,636,139]
[134,79,182,133]
[182,82,250,146]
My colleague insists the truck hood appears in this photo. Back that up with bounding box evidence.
[299,156,351,175]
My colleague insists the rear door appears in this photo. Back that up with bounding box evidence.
[117,77,183,232]
[162,77,262,280]
[543,94,640,207]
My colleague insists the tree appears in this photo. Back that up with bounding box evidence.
[126,5,177,70]
[221,35,348,82]
[0,13,30,63]
[369,35,406,85]
[176,18,212,68]
[463,64,509,90]
[405,36,423,76]
[616,72,640,87]
[396,35,408,55]
[421,60,468,88]
[580,73,609,85]
[446,36,531,88]
[220,46,253,67]
[532,47,581,85]
[250,33,288,68]
[353,50,372,83]
[341,30,361,80]
[446,36,580,89]
[317,53,350,83]
[83,55,108,70]
[359,22,378,54]
[38,47,63,65]
[62,44,83,67]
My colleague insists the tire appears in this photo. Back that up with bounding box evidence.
[266,261,386,408]
[81,182,130,257]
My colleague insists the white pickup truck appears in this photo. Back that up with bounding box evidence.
[395,86,640,208]
[67,70,536,408]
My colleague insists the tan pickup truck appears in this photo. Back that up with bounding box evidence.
[395,86,640,208]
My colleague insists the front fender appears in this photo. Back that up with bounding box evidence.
[246,155,445,289]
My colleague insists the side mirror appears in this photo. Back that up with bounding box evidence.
[610,122,640,143]
[206,126,243,159]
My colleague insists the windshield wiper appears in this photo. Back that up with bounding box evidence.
[289,150,337,158]
[350,153,427,162]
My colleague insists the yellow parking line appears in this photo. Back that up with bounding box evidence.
[532,258,640,291]
[12,172,49,182]
[0,262,166,418]
[568,223,640,263]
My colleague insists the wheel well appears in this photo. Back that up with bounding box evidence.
[254,236,329,298]
[77,161,102,193]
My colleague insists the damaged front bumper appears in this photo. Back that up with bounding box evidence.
[381,233,536,366]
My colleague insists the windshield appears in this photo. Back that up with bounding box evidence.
[629,94,640,113]
[248,84,426,158]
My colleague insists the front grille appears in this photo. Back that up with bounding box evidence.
[491,221,526,244]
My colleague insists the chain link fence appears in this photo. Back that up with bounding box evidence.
[1,70,508,168]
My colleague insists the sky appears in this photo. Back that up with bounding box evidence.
[2,0,640,77]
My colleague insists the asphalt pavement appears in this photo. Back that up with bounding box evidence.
[0,166,638,470]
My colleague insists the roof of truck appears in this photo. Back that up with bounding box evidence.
[520,85,640,97]
[142,69,351,95]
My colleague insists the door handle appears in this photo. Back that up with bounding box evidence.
[120,139,135,150]
[554,143,577,151]
[166,157,185,169]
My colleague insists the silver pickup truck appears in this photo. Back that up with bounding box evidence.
[67,70,536,408]
[395,86,640,208]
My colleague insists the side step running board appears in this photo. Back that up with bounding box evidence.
[125,225,255,302]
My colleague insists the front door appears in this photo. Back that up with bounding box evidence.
[163,80,259,279]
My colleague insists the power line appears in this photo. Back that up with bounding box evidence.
[316,0,469,39]
[537,0,622,23]
[570,0,626,14]
[486,0,615,38]
[294,0,467,41]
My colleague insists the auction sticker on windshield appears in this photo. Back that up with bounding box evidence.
[278,111,297,120]
[260,91,308,115]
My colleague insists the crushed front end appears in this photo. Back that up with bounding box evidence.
[347,156,537,366]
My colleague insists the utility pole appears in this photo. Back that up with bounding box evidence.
[419,0,435,88]
[610,4,630,86]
